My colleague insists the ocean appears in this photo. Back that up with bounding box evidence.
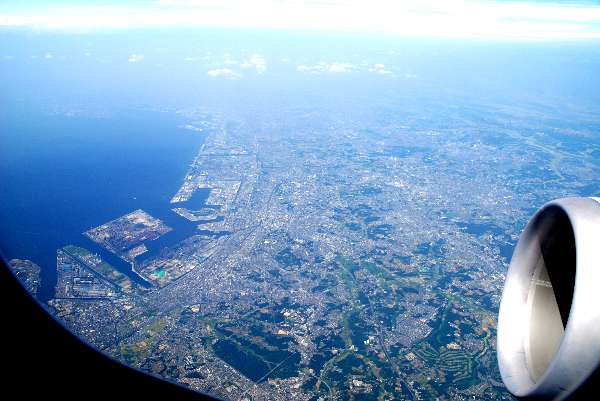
[0,108,206,302]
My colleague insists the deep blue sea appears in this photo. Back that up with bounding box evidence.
[0,108,207,302]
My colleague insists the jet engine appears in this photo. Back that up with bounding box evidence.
[498,197,600,400]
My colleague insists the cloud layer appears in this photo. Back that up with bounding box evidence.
[1,1,600,39]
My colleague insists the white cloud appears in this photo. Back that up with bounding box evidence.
[240,53,267,73]
[44,52,54,59]
[369,63,393,75]
[207,68,240,78]
[296,63,323,74]
[298,60,397,75]
[2,1,600,40]
[328,62,353,73]
[128,53,144,63]
[296,62,354,74]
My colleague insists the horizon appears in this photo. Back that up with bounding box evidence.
[1,1,600,41]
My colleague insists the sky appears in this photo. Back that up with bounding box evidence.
[1,1,600,40]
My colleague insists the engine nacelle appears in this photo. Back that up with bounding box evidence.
[498,197,600,400]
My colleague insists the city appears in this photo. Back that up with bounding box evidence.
[10,95,598,400]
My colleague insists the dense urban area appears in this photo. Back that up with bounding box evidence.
[10,99,599,400]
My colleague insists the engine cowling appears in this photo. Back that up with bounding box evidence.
[497,197,600,400]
